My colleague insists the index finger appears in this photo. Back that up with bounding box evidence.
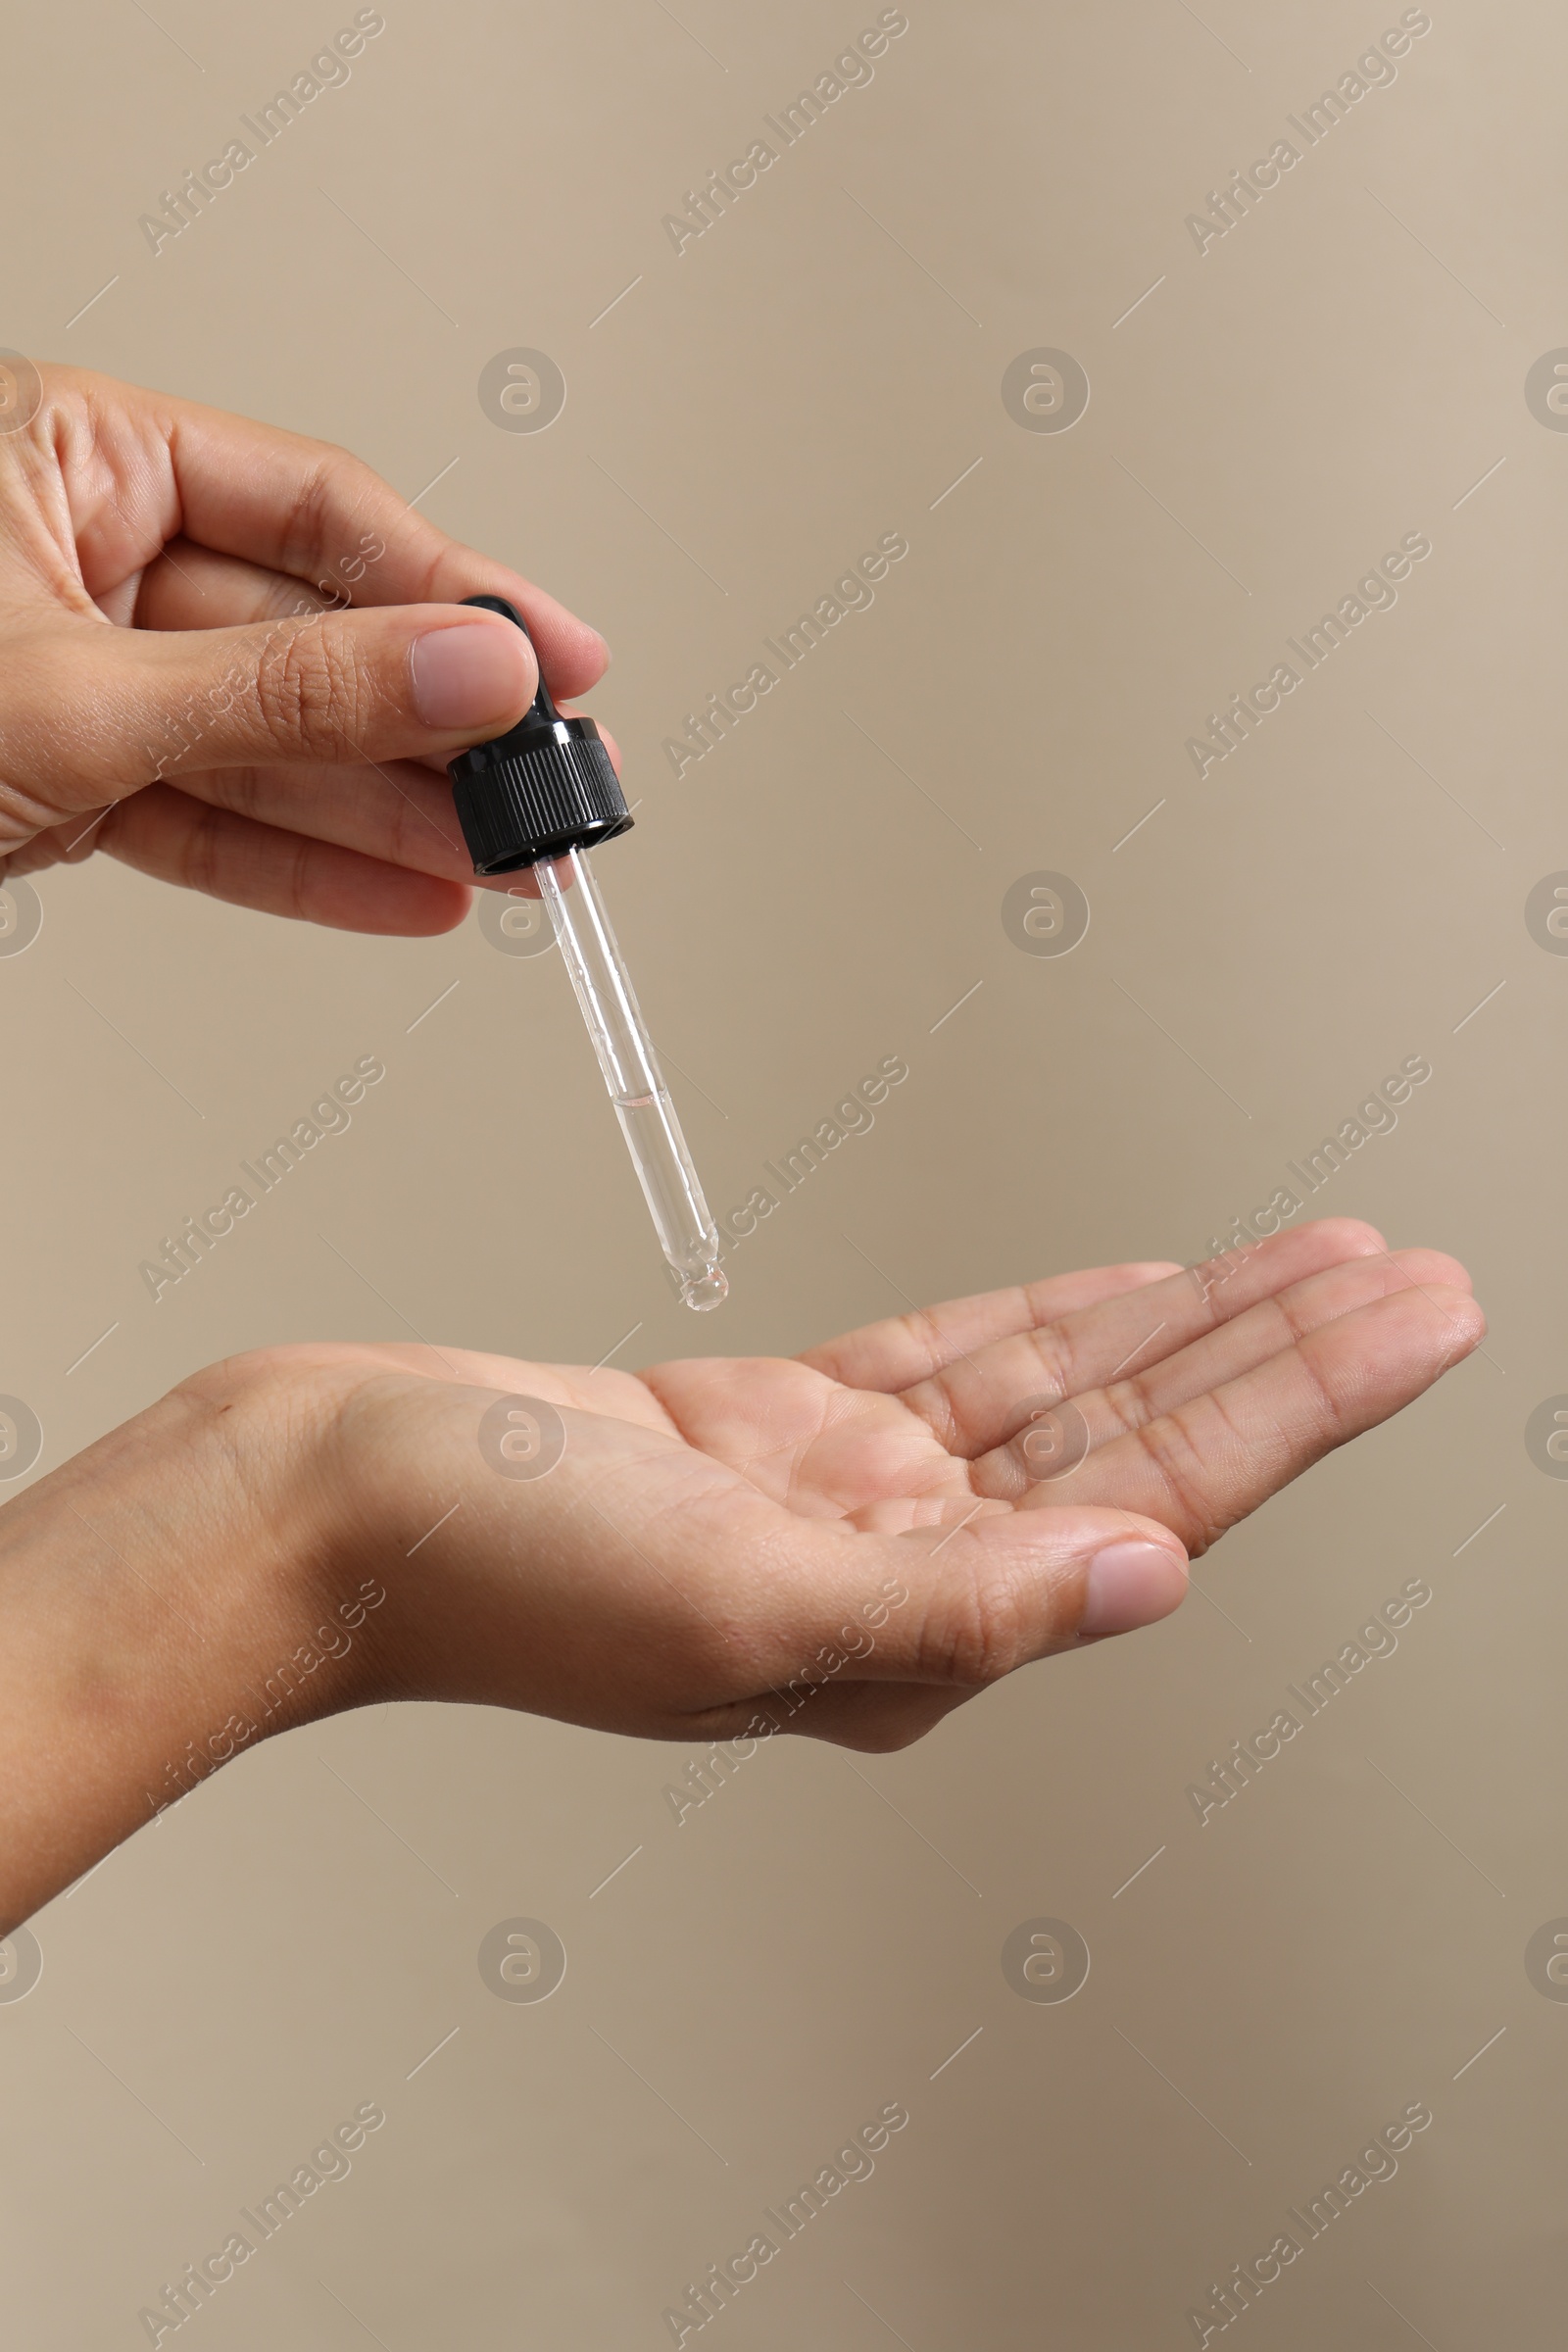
[896,1220,1392,1457]
[798,1260,1181,1393]
[63,366,610,698]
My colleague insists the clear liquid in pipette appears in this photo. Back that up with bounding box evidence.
[536,849,728,1312]
[612,1087,729,1311]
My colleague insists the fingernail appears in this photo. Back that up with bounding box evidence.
[1080,1542,1188,1637]
[410,622,530,731]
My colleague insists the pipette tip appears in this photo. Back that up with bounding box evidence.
[678,1263,729,1312]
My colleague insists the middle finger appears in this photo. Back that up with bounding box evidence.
[969,1246,1471,1499]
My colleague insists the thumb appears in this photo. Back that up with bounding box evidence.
[2,604,538,814]
[796,1505,1191,1691]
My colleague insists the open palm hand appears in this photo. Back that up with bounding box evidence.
[242,1218,1480,1753]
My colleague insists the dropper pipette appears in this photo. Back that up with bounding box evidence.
[447,596,727,1312]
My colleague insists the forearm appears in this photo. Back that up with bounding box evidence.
[0,1372,362,1931]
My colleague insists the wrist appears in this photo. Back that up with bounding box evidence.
[0,1354,367,1927]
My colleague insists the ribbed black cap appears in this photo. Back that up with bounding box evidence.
[446,596,632,875]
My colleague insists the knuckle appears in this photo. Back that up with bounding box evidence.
[1131,1406,1225,1554]
[891,1307,947,1387]
[906,1370,960,1451]
[1102,1366,1156,1438]
[281,832,313,922]
[913,1553,1038,1686]
[1025,1323,1077,1405]
[1285,1343,1347,1446]
[252,621,371,759]
[213,765,269,823]
[172,795,224,903]
[277,451,339,574]
[1267,1289,1313,1348]
[281,443,395,579]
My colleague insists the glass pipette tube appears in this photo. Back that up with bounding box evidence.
[535,850,728,1312]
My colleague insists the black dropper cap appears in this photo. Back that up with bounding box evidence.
[446,595,632,875]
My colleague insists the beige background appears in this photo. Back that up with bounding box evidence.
[2,0,1564,2342]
